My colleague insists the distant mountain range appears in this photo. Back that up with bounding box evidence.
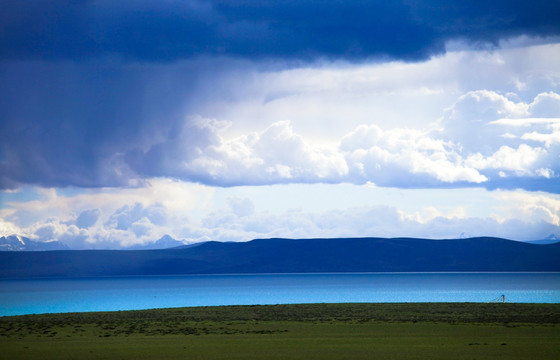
[0,237,558,278]
[0,235,186,251]
[0,235,68,251]
[1,233,557,251]
[123,235,187,250]
[524,234,560,245]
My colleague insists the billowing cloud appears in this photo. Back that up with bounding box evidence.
[127,118,348,185]
[494,190,560,226]
[1,1,558,62]
[1,2,558,249]
[121,90,559,191]
[2,89,558,191]
[341,126,487,185]
[1,182,558,248]
[2,42,559,191]
[0,179,214,248]
[106,203,166,231]
[75,209,100,229]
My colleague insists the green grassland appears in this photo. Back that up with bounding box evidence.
[1,303,559,359]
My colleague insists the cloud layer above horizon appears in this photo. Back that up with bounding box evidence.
[1,1,559,248]
[2,180,560,249]
[2,43,559,192]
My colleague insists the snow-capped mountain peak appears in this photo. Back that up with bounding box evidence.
[0,235,68,251]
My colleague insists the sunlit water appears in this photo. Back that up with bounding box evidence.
[1,272,558,316]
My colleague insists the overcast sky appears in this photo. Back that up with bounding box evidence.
[1,1,559,248]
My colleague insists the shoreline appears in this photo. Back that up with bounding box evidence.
[2,302,560,322]
[2,301,560,319]
[2,272,559,317]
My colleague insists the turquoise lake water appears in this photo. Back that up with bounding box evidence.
[1,272,559,316]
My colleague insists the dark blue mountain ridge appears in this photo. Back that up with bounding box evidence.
[0,237,558,278]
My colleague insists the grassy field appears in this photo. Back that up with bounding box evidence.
[1,303,559,359]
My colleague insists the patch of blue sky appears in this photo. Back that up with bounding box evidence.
[0,187,42,208]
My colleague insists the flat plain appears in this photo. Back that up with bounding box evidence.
[1,303,559,359]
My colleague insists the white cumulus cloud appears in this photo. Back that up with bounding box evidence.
[123,89,559,192]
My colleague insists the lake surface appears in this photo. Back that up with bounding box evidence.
[1,272,559,316]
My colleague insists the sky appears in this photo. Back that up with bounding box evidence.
[1,1,560,249]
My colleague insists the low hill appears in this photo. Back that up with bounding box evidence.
[0,237,558,278]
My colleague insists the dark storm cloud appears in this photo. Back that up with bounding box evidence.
[1,1,559,192]
[1,1,559,62]
[0,60,156,188]
[0,58,250,189]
